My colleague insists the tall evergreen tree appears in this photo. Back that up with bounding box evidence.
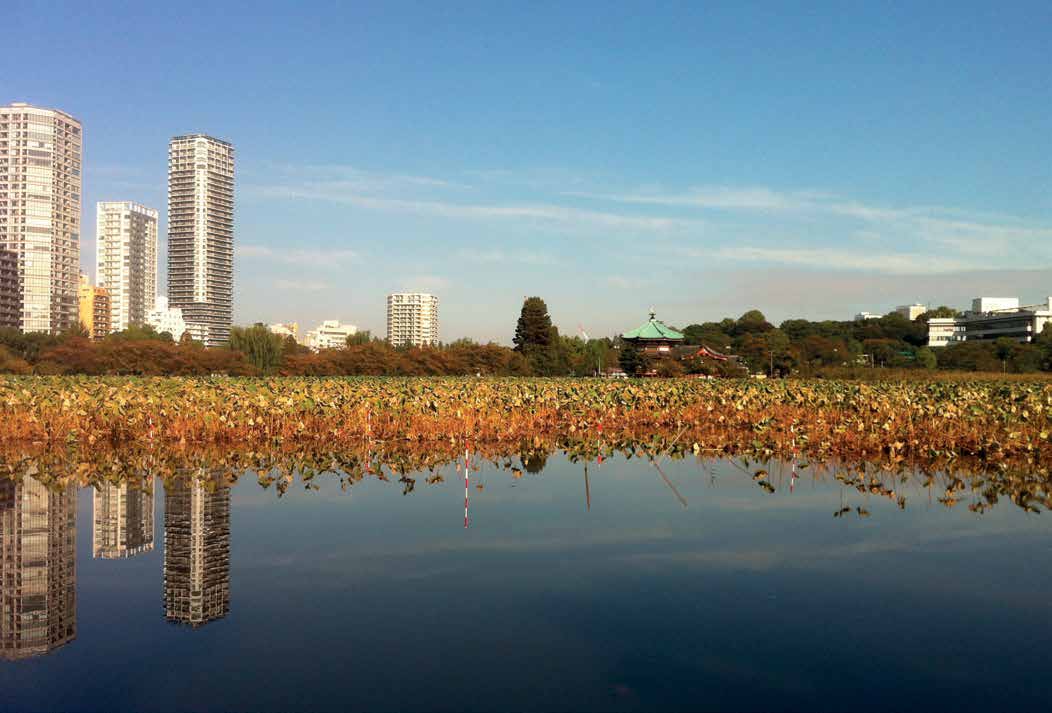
[513,297,553,353]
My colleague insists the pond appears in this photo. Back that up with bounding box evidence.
[1,450,1050,712]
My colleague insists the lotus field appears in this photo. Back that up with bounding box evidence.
[1,376,1050,463]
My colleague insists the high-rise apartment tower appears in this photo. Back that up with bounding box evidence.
[0,478,77,659]
[163,479,231,627]
[0,103,82,333]
[386,292,439,347]
[0,248,18,329]
[167,134,234,347]
[96,201,157,332]
[92,483,154,559]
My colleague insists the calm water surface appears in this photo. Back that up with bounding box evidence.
[2,452,1051,712]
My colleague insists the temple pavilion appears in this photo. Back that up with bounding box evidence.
[621,310,685,355]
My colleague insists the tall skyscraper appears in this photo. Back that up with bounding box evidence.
[0,248,18,329]
[167,134,234,347]
[386,292,440,347]
[93,483,155,559]
[0,477,77,660]
[0,103,82,334]
[163,479,230,627]
[96,201,158,332]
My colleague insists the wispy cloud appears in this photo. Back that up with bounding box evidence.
[457,249,557,266]
[275,279,332,291]
[573,185,1052,259]
[399,275,450,292]
[246,162,468,192]
[252,183,697,233]
[238,244,357,268]
[709,246,979,275]
[605,275,648,289]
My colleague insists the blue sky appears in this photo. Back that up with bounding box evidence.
[6,1,1052,341]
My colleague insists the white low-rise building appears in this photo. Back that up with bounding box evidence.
[305,320,357,350]
[896,304,927,321]
[854,311,882,321]
[146,296,187,342]
[928,296,1052,347]
[972,297,1019,313]
[268,322,299,341]
[927,317,963,348]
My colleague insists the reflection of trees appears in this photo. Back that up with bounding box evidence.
[164,477,230,627]
[93,482,154,558]
[1,434,1051,519]
[0,477,76,660]
[521,451,548,474]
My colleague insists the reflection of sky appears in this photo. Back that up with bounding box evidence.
[2,454,1051,712]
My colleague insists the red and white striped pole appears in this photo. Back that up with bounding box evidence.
[464,447,470,528]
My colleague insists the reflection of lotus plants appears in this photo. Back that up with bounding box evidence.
[1,426,1050,518]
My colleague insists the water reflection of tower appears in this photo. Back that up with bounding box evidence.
[0,477,77,660]
[93,483,155,559]
[163,480,230,627]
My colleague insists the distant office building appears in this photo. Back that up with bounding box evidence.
[926,317,963,348]
[164,479,231,627]
[78,273,111,340]
[387,293,439,347]
[972,297,1019,314]
[896,304,927,321]
[146,295,187,342]
[167,134,234,347]
[267,322,299,341]
[0,103,82,334]
[96,201,158,332]
[928,296,1052,347]
[854,311,882,321]
[92,483,154,559]
[0,477,77,660]
[305,319,357,350]
[0,248,18,329]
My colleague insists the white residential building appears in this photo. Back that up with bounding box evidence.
[854,311,882,321]
[0,103,83,334]
[146,295,187,342]
[96,201,158,332]
[167,134,234,347]
[268,322,298,341]
[896,304,927,321]
[387,292,439,347]
[928,296,1052,347]
[305,320,357,350]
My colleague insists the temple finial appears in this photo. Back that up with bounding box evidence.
[649,307,656,320]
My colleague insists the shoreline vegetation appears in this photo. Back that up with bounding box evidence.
[2,376,1049,463]
[2,300,1051,379]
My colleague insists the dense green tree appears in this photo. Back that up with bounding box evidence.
[283,334,311,356]
[106,324,167,342]
[0,328,61,362]
[346,330,372,346]
[915,347,938,370]
[731,310,774,336]
[683,322,734,350]
[229,323,285,373]
[618,342,649,376]
[916,306,960,322]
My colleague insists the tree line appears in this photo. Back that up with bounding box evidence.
[1,299,1050,376]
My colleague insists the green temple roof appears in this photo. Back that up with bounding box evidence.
[621,310,685,341]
